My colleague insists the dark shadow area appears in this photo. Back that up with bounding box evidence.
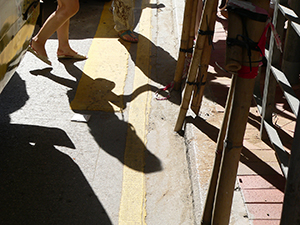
[185,115,286,192]
[185,116,219,142]
[203,72,231,109]
[132,0,165,32]
[0,73,112,224]
[30,62,162,173]
[209,40,230,79]
[120,34,181,106]
[88,112,162,173]
[248,112,294,151]
[256,69,299,122]
[240,147,286,193]
[30,60,170,109]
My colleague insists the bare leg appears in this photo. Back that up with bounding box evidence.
[31,0,79,58]
[57,20,78,56]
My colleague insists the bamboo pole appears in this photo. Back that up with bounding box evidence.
[191,7,217,115]
[189,0,201,48]
[224,10,243,72]
[211,1,270,224]
[212,76,256,225]
[181,0,201,89]
[174,0,218,132]
[201,74,236,225]
[173,0,197,91]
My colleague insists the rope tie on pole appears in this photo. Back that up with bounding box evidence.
[224,0,282,76]
[198,15,215,49]
[226,33,265,71]
[223,139,243,151]
[186,78,206,90]
[195,73,206,95]
[225,0,269,72]
[179,47,194,53]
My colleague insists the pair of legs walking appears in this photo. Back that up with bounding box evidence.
[30,0,86,65]
[30,0,138,65]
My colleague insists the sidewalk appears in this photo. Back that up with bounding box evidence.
[183,9,295,225]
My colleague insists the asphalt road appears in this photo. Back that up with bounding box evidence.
[0,0,195,224]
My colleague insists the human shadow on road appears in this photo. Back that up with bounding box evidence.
[119,33,180,103]
[30,63,162,173]
[30,63,171,109]
[0,73,112,224]
[88,112,162,173]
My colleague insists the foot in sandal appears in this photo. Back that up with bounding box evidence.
[28,40,51,66]
[118,30,138,43]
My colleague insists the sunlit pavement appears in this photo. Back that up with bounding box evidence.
[0,0,196,224]
[1,0,290,224]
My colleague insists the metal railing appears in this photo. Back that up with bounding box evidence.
[253,1,300,179]
[253,1,300,223]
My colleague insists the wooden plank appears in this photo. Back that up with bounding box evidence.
[253,86,289,179]
[279,3,300,37]
[278,4,298,19]
[263,120,289,178]
[291,21,300,37]
[270,65,300,117]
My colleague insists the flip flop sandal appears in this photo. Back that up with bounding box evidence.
[28,45,52,66]
[57,53,87,60]
[118,30,138,43]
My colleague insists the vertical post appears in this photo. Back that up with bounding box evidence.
[174,0,218,132]
[224,10,243,72]
[212,76,256,225]
[173,0,197,90]
[201,74,236,225]
[211,1,270,224]
[260,0,280,140]
[191,6,217,115]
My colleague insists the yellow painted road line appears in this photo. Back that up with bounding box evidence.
[119,1,152,224]
[70,2,130,112]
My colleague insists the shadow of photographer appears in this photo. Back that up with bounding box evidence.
[0,73,112,224]
[30,61,162,173]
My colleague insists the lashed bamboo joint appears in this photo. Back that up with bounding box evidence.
[174,0,218,132]
[225,0,269,73]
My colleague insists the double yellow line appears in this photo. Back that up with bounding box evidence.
[71,1,153,224]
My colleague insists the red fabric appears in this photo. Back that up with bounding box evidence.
[237,20,269,79]
[238,65,259,79]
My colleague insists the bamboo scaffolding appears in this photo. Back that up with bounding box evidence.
[191,8,217,115]
[174,0,218,132]
[173,0,198,91]
[212,76,256,225]
[211,1,270,224]
[189,0,200,49]
[201,74,236,225]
